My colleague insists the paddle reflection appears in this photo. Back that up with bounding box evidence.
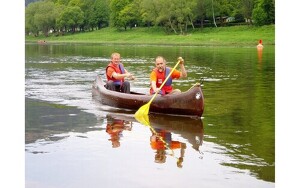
[106,115,132,148]
[136,114,204,168]
[150,128,187,167]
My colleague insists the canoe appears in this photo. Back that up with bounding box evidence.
[92,75,204,117]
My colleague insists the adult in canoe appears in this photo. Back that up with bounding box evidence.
[150,56,187,95]
[106,52,135,93]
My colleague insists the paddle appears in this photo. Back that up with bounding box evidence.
[134,60,181,117]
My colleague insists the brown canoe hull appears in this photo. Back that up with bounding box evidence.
[92,75,204,117]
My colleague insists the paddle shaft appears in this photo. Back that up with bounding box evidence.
[148,60,181,104]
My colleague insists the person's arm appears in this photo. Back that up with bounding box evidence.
[178,57,187,78]
[151,80,160,93]
[111,69,134,80]
[150,71,160,93]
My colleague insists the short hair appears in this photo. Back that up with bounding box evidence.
[155,56,166,63]
[111,52,120,59]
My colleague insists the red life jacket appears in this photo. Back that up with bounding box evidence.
[150,67,173,95]
[106,62,125,86]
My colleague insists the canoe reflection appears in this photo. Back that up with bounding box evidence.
[106,115,132,148]
[148,115,203,149]
[147,115,204,168]
[108,113,204,167]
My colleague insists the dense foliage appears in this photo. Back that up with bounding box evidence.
[25,0,39,6]
[25,0,275,37]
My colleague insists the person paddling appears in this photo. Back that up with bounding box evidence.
[150,56,187,95]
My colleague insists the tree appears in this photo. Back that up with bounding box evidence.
[119,0,143,30]
[56,0,69,6]
[252,0,274,26]
[241,0,254,24]
[193,0,207,29]
[140,0,161,27]
[57,6,84,33]
[25,0,275,35]
[25,0,56,36]
[53,4,67,33]
[141,0,196,34]
[109,0,132,30]
[34,1,56,36]
[91,0,110,29]
[261,0,275,24]
[173,0,197,34]
[252,6,267,26]
[25,2,40,36]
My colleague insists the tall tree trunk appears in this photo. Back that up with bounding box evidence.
[178,23,183,35]
[212,0,217,27]
[185,22,188,34]
[189,17,195,30]
[168,18,177,34]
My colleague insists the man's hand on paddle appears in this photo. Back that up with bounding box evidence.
[178,57,184,64]
[177,57,187,78]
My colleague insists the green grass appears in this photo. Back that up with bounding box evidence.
[25,25,275,46]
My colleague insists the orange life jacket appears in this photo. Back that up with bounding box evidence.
[150,67,173,95]
[106,62,125,86]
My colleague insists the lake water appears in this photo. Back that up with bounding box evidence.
[25,43,275,188]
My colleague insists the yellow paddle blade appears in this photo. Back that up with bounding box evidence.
[134,113,150,126]
[135,102,150,118]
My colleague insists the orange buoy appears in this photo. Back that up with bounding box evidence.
[257,39,263,49]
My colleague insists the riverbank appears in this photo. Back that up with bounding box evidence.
[25,25,275,47]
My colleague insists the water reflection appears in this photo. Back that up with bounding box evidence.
[109,113,204,168]
[25,98,100,145]
[257,47,263,66]
[147,114,204,166]
[106,115,132,148]
[150,128,187,167]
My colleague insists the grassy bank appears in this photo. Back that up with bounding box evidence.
[25,25,275,46]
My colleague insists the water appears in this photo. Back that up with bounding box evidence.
[25,43,275,188]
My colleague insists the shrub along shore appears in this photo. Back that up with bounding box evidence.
[25,25,275,47]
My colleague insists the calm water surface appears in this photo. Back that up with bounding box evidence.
[25,43,275,188]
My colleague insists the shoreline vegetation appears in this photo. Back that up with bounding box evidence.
[25,25,275,47]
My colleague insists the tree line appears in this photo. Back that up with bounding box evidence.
[25,0,275,37]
